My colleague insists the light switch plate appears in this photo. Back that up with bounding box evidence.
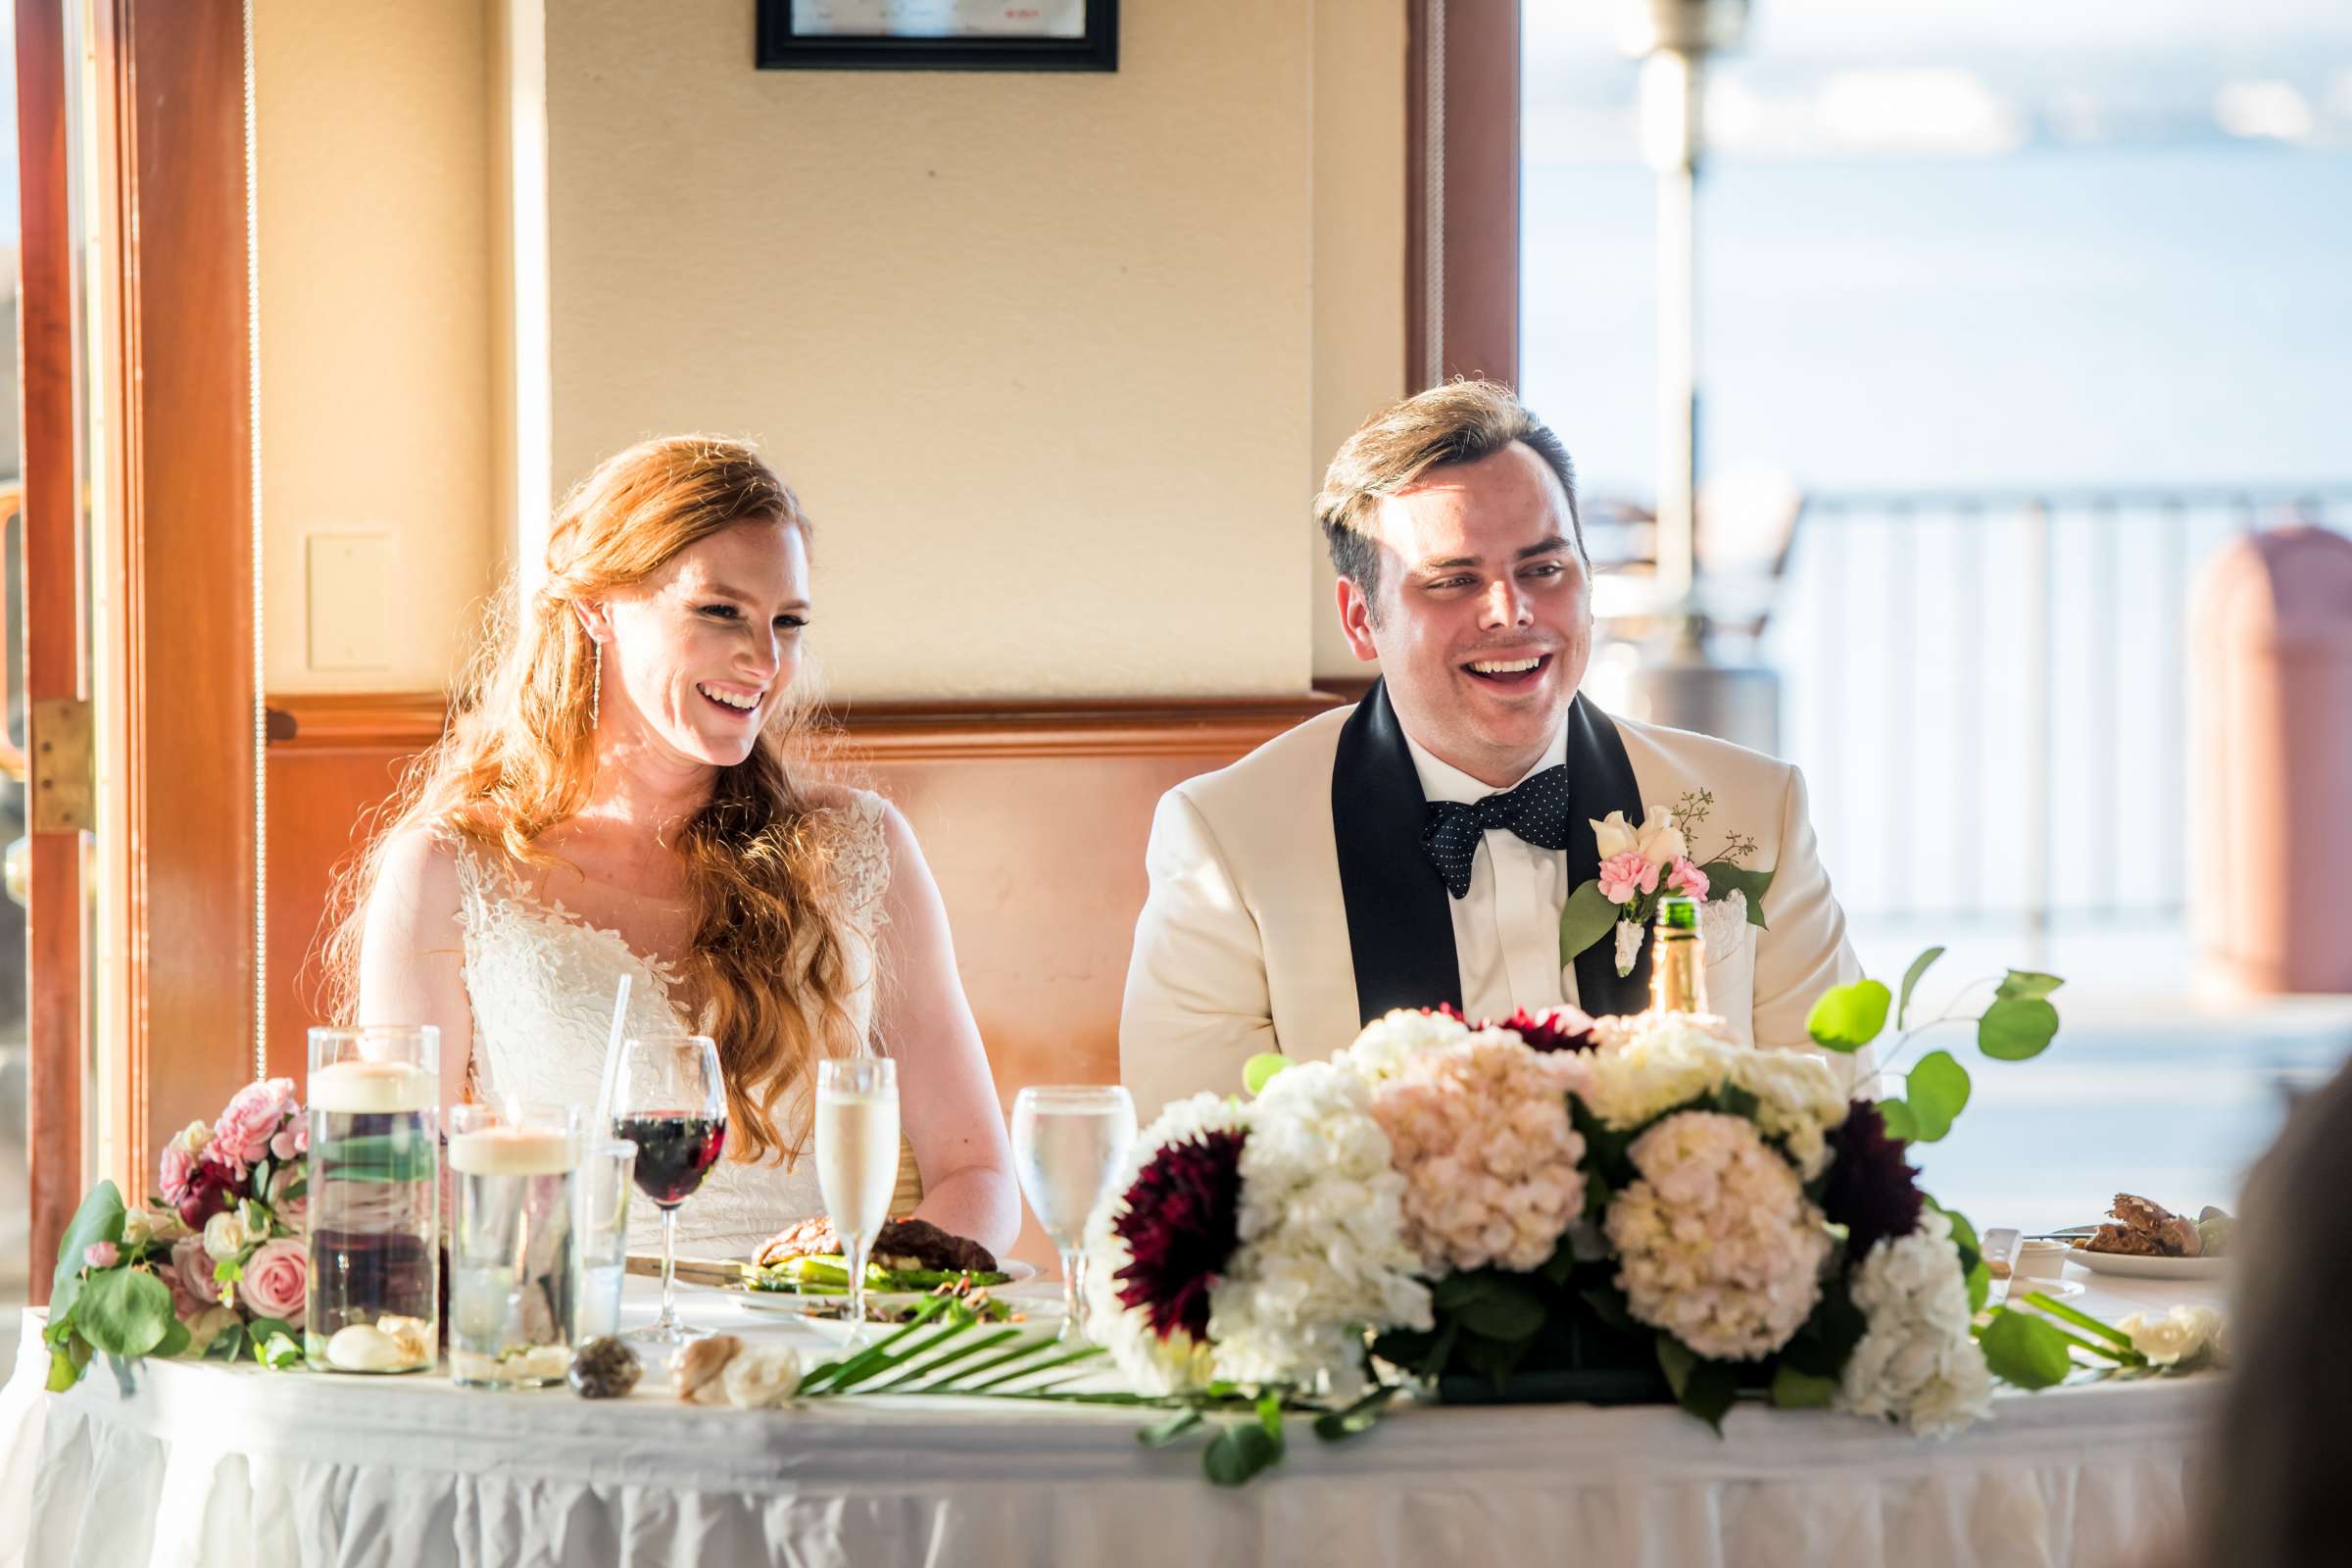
[306,531,397,671]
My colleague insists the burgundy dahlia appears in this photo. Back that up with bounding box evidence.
[1496,1006,1600,1054]
[175,1156,242,1231]
[1110,1126,1247,1343]
[1821,1099,1927,1260]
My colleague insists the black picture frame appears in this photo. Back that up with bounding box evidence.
[756,1,1118,73]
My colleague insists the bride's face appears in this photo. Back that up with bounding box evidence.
[587,519,810,769]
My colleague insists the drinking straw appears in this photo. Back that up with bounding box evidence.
[593,972,632,1131]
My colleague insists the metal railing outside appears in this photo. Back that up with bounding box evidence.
[1760,484,2352,949]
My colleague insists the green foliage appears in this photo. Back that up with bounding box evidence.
[1806,980,1891,1053]
[1769,1364,1838,1409]
[1993,971,2065,1004]
[1558,879,1624,966]
[74,1267,174,1360]
[1978,1307,2076,1390]
[1203,1422,1283,1487]
[1979,998,2060,1060]
[1242,1054,1292,1097]
[48,1181,127,1341]
[1137,1409,1203,1447]
[1900,1051,1972,1144]
[1895,946,1945,1028]
[1654,1335,1740,1432]
[1876,1100,1918,1141]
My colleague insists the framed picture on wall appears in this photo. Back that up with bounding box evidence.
[758,0,1118,72]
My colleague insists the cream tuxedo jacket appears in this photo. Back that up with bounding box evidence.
[1118,687,1864,1121]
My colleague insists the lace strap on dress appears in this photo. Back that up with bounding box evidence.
[833,791,895,941]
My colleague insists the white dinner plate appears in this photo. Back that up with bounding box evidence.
[727,1260,1050,1317]
[2067,1247,2228,1280]
[1998,1276,2085,1304]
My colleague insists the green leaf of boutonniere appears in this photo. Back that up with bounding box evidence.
[1696,860,1774,929]
[1558,879,1624,967]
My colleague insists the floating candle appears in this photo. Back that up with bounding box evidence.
[308,1058,436,1115]
[447,1124,580,1177]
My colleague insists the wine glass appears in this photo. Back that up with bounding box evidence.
[1010,1085,1136,1344]
[610,1033,727,1349]
[815,1056,899,1345]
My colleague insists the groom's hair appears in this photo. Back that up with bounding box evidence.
[1315,379,1583,612]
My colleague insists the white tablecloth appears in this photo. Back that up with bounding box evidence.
[0,1268,2218,1568]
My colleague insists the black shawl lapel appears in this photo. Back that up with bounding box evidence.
[1565,694,1654,1017]
[1332,680,1463,1023]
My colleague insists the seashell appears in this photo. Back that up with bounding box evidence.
[568,1336,642,1399]
[670,1334,743,1401]
[323,1323,407,1372]
[721,1345,804,1409]
[376,1315,435,1366]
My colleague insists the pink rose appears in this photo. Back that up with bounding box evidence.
[170,1235,220,1311]
[83,1242,119,1270]
[1667,858,1710,901]
[266,1165,309,1237]
[239,1238,309,1322]
[270,1126,299,1162]
[160,1143,198,1206]
[1598,850,1660,905]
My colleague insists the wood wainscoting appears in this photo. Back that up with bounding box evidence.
[264,692,1341,1106]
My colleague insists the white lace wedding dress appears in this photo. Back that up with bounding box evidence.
[451,790,892,1260]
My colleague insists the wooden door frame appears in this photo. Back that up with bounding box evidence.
[30,0,258,1280]
[1407,0,1520,390]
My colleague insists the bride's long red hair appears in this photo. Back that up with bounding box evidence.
[321,435,862,1164]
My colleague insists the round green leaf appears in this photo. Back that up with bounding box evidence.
[1979,997,2059,1060]
[74,1265,174,1359]
[1242,1054,1293,1097]
[1980,1308,2075,1390]
[1806,981,1890,1053]
[50,1180,128,1327]
[1453,1278,1546,1343]
[1902,1050,1973,1143]
[1875,1098,1919,1141]
[1202,1422,1282,1487]
[1994,970,2065,1004]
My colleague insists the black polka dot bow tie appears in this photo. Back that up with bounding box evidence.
[1421,763,1575,899]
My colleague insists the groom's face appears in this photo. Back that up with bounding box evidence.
[1338,441,1590,788]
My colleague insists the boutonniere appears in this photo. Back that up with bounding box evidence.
[1559,789,1775,975]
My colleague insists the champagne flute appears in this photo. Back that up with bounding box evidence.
[610,1033,727,1349]
[1010,1085,1136,1344]
[815,1056,899,1345]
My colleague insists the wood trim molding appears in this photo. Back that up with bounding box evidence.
[91,0,258,1190]
[1406,0,1521,390]
[17,0,83,1302]
[265,691,1347,761]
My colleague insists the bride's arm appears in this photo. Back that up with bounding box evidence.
[356,827,476,1110]
[868,802,1021,1259]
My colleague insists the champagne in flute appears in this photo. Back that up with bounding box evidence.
[1011,1085,1136,1344]
[815,1056,899,1342]
[610,1033,727,1349]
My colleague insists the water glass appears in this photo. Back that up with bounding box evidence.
[447,1102,583,1388]
[305,1025,441,1374]
[573,1139,636,1343]
[815,1056,900,1344]
[1010,1085,1136,1344]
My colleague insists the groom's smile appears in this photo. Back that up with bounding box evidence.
[1337,439,1592,789]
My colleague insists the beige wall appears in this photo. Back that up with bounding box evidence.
[544,0,1400,700]
[255,0,496,693]
[257,1,1400,701]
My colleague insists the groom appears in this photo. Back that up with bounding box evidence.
[1119,381,1863,1118]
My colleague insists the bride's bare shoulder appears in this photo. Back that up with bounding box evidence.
[368,821,467,922]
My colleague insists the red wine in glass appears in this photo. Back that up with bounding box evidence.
[612,1113,727,1207]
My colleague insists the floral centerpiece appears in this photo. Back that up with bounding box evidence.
[43,1078,313,1389]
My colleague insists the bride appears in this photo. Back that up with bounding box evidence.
[327,435,1019,1260]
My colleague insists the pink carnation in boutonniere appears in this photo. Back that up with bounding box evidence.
[1597,850,1659,904]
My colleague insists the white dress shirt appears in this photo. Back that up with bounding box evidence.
[1403,726,1578,1021]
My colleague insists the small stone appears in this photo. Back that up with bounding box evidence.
[568,1336,642,1399]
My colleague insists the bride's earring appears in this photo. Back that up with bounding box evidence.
[590,641,603,728]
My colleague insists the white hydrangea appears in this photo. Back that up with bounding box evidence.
[1583,1010,1847,1178]
[1208,1061,1433,1399]
[1335,1007,1475,1084]
[1836,1210,1992,1438]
